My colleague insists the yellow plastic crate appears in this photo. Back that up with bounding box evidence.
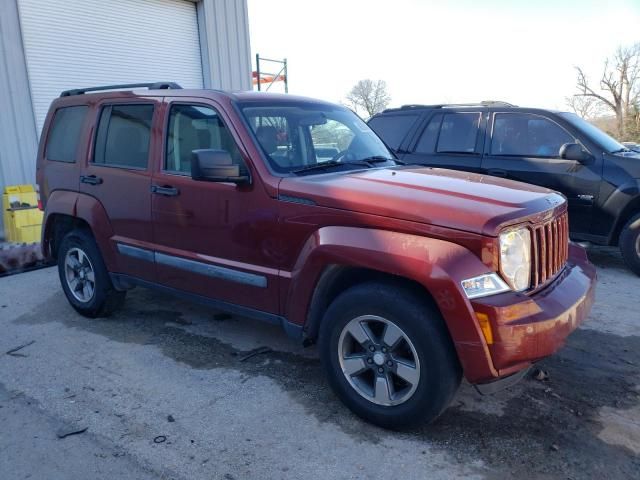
[2,184,42,243]
[12,224,42,243]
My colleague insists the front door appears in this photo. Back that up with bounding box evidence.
[150,99,280,315]
[79,100,159,281]
[481,112,601,234]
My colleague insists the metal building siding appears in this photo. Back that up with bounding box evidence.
[199,0,252,91]
[17,0,205,135]
[0,0,39,223]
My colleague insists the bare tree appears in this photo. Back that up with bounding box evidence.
[565,95,601,119]
[573,43,640,137]
[345,79,391,118]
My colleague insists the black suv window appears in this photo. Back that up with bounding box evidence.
[415,113,443,153]
[46,106,88,162]
[94,104,154,168]
[368,114,418,150]
[491,113,574,158]
[437,113,481,153]
[166,104,244,174]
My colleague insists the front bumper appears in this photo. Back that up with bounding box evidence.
[468,242,596,383]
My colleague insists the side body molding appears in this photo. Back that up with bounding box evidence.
[284,226,497,380]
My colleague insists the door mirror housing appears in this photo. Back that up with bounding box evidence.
[191,149,249,184]
[559,143,593,163]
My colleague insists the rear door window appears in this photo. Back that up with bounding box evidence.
[491,113,574,158]
[368,114,418,150]
[436,112,481,153]
[45,106,88,162]
[93,104,154,168]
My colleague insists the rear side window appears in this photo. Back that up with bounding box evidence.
[165,104,243,174]
[491,113,574,158]
[368,114,418,150]
[414,113,443,153]
[93,104,154,168]
[45,106,88,162]
[437,113,481,153]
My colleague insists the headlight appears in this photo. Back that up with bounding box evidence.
[461,273,510,299]
[499,227,531,291]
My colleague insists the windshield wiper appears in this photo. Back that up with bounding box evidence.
[358,156,404,165]
[291,160,372,175]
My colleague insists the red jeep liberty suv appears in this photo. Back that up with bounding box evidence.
[36,83,596,428]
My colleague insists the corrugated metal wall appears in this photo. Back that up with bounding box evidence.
[198,0,252,91]
[0,0,39,237]
[0,0,251,239]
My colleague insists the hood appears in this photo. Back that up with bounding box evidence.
[605,151,640,178]
[279,167,566,236]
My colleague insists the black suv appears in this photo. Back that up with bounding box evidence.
[369,102,640,274]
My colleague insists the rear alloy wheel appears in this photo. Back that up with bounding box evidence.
[57,229,126,317]
[620,212,640,276]
[64,247,96,303]
[319,282,461,429]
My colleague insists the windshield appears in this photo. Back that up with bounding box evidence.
[559,112,627,153]
[239,101,394,174]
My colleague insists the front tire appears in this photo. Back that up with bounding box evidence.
[319,282,461,429]
[620,212,640,276]
[57,229,125,317]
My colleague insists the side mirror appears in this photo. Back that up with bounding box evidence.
[191,149,249,184]
[559,143,593,163]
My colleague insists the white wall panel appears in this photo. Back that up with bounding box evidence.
[17,0,205,135]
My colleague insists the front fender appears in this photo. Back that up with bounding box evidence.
[284,226,497,380]
[600,178,640,242]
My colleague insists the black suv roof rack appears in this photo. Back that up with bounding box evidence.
[60,82,183,97]
[383,100,517,113]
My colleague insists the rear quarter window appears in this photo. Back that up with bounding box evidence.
[45,106,88,162]
[368,114,418,150]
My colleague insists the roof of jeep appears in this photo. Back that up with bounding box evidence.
[53,85,337,108]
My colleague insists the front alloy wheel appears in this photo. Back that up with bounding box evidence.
[338,315,420,406]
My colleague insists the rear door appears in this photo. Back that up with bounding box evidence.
[401,110,485,172]
[481,111,601,233]
[79,99,160,281]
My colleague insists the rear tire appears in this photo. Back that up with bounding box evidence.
[319,282,461,429]
[620,213,640,276]
[57,229,125,317]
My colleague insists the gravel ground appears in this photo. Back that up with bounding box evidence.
[0,246,638,479]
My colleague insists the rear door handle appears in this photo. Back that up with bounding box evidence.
[151,185,180,197]
[80,175,103,185]
[487,168,508,178]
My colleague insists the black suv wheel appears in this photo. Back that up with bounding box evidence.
[620,212,640,276]
[57,229,126,317]
[319,282,461,429]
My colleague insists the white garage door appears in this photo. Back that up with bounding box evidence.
[18,0,204,135]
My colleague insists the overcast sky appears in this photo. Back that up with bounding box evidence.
[247,0,640,111]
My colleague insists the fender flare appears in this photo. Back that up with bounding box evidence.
[601,179,640,243]
[284,226,495,378]
[42,190,115,268]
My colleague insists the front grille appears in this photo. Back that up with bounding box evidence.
[530,212,569,289]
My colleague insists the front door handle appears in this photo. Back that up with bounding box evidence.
[487,168,508,178]
[151,185,180,197]
[80,175,103,185]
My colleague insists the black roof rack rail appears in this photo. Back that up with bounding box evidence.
[382,100,517,113]
[60,82,182,97]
